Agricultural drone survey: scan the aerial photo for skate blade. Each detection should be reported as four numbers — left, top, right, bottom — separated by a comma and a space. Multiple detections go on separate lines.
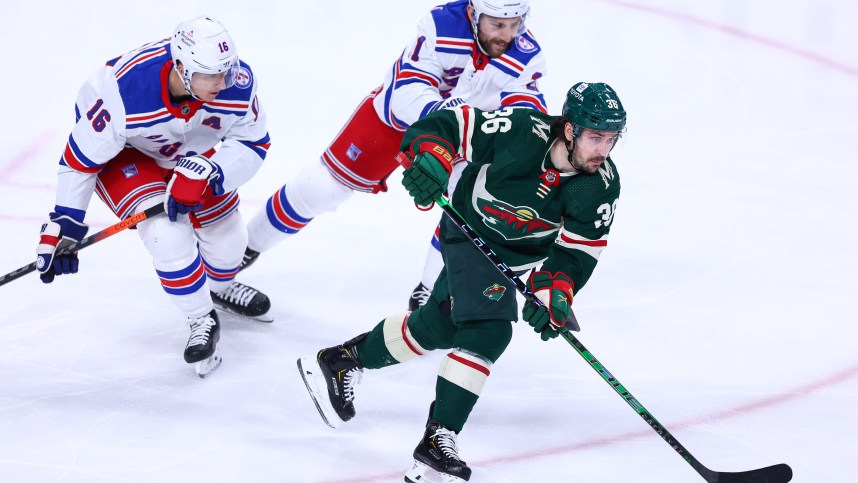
195, 350, 223, 378
404, 460, 466, 483
297, 357, 341, 429
213, 304, 274, 323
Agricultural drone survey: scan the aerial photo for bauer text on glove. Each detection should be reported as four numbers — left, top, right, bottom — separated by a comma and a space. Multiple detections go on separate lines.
400, 143, 454, 207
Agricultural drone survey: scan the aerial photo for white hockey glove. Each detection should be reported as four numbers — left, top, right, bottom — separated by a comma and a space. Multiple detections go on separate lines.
428, 96, 467, 113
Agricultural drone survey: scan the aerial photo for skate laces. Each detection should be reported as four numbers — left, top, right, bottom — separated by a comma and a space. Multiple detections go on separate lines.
342, 367, 363, 402
410, 283, 431, 306
241, 249, 259, 268
432, 426, 461, 460
187, 315, 216, 346
217, 281, 257, 307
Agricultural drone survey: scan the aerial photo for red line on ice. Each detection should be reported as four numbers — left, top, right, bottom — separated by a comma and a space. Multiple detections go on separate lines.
322, 362, 858, 483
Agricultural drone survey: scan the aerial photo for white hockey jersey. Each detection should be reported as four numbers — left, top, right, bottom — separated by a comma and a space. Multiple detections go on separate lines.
372, 0, 547, 132
56, 38, 270, 213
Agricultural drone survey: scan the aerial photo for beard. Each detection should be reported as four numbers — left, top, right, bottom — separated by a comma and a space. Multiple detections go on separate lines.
478, 37, 510, 58
571, 155, 606, 174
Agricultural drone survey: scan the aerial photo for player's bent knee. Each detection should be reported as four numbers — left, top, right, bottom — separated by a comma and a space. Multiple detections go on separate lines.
286, 160, 354, 215
455, 319, 513, 363
194, 211, 247, 269
136, 198, 197, 263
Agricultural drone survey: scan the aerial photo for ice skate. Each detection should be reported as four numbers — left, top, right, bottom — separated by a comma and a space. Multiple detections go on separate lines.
297, 333, 366, 428
238, 246, 260, 272
408, 282, 432, 312
404, 403, 471, 483
184, 309, 222, 378
211, 280, 273, 322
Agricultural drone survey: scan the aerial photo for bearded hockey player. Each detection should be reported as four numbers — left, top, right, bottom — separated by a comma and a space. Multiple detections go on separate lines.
298, 81, 627, 482
242, 0, 546, 311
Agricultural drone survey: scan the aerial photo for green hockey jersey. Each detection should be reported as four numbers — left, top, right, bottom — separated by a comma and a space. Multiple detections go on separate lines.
401, 106, 621, 294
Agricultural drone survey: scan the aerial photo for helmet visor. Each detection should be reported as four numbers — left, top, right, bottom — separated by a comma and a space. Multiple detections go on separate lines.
190, 58, 240, 90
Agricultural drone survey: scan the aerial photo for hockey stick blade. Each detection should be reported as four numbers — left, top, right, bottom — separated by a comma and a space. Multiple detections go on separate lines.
0, 203, 165, 287
706, 463, 792, 483
560, 327, 792, 483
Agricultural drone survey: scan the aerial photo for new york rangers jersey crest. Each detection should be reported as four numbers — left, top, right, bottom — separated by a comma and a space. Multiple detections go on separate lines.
234, 66, 252, 89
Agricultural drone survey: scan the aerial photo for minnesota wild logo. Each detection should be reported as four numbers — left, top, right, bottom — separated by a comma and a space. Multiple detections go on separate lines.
477, 198, 556, 240
483, 283, 507, 301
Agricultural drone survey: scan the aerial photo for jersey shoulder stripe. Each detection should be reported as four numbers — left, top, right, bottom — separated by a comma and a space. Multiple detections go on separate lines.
491, 54, 527, 77
488, 31, 543, 78
500, 91, 547, 113
126, 107, 172, 129
114, 39, 171, 80
436, 37, 473, 55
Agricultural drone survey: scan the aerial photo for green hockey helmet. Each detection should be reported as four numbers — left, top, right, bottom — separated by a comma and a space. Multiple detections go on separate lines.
562, 82, 626, 134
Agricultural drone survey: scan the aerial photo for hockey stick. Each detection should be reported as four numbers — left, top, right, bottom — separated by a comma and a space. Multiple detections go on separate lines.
0, 203, 165, 287
558, 329, 792, 483
395, 153, 792, 482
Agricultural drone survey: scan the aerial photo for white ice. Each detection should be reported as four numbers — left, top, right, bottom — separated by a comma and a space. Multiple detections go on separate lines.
1, 1, 857, 482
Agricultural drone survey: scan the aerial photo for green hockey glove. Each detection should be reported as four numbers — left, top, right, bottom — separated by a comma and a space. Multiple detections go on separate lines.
401, 143, 453, 207
522, 271, 574, 341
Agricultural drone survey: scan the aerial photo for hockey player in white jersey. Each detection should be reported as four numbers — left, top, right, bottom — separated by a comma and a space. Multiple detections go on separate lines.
35, 16, 273, 377
243, 0, 546, 310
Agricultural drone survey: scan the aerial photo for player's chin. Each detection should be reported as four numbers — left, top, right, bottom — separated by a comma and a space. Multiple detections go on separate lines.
489, 44, 508, 57
583, 162, 602, 174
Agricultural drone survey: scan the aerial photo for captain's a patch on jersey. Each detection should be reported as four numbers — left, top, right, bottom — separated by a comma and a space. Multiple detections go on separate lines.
482, 283, 506, 301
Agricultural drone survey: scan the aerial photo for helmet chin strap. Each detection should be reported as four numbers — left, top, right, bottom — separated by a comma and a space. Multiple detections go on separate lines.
469, 13, 490, 56
173, 62, 203, 101
566, 124, 581, 165
565, 139, 576, 166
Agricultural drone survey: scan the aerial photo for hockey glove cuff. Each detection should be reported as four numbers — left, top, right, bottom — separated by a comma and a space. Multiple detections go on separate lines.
36, 211, 89, 284
401, 143, 454, 208
522, 271, 574, 341
165, 155, 223, 222
428, 96, 467, 113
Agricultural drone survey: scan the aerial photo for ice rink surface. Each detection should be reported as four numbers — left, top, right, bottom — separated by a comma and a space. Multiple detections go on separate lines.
1, 0, 857, 481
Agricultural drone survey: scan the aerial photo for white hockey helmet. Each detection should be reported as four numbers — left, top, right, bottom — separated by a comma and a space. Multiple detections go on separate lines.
470, 0, 530, 36
171, 16, 240, 97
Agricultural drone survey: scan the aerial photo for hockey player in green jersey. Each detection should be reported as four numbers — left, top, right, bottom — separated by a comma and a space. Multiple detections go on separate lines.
297, 81, 626, 482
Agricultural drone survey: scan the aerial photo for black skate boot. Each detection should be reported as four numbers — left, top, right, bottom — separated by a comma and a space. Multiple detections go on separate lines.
408, 281, 432, 312
184, 309, 222, 378
297, 333, 367, 428
211, 280, 273, 322
405, 402, 472, 483
238, 247, 260, 272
